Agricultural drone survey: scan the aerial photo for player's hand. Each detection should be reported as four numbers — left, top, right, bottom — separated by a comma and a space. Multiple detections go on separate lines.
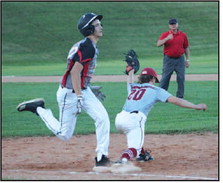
77, 95, 83, 115
90, 86, 106, 101
196, 104, 207, 111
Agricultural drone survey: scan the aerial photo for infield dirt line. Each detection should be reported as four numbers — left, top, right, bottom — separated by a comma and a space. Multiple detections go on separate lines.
2, 74, 218, 83
4, 169, 218, 180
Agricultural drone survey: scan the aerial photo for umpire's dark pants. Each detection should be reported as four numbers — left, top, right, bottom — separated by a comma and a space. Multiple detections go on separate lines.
159, 55, 185, 98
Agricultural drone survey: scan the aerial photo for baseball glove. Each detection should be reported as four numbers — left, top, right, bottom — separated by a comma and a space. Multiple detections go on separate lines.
90, 85, 106, 101
124, 49, 140, 74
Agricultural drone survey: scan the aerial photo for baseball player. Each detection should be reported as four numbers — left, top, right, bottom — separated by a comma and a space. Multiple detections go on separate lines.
17, 13, 111, 167
115, 62, 207, 163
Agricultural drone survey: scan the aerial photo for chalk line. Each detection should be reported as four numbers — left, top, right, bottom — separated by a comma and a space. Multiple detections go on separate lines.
4, 169, 218, 180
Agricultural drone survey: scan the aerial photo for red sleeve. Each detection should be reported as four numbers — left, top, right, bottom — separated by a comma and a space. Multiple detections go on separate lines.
183, 33, 189, 48
159, 31, 169, 40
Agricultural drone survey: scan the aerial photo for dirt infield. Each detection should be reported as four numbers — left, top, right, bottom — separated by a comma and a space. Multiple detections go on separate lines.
2, 133, 218, 180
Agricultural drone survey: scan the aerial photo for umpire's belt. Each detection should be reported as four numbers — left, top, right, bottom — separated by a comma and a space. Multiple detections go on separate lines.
165, 54, 182, 59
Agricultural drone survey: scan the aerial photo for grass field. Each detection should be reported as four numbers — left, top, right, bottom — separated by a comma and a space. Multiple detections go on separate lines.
2, 54, 218, 76
2, 2, 218, 76
2, 81, 218, 137
2, 2, 219, 138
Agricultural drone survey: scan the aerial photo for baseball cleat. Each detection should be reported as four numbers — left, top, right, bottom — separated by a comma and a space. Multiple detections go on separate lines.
17, 98, 45, 115
136, 151, 154, 162
95, 155, 111, 166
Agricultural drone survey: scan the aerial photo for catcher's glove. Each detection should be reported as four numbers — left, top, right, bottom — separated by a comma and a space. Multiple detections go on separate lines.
124, 49, 140, 75
90, 85, 106, 101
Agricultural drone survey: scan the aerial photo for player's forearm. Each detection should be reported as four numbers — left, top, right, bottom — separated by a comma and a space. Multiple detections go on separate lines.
168, 96, 197, 109
127, 70, 134, 84
71, 73, 82, 95
168, 96, 207, 111
70, 63, 83, 96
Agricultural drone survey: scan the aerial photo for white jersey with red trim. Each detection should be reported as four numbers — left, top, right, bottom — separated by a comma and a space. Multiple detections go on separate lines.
61, 37, 98, 89
123, 83, 172, 116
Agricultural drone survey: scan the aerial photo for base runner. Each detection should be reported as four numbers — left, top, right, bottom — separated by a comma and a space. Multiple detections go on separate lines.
17, 13, 110, 167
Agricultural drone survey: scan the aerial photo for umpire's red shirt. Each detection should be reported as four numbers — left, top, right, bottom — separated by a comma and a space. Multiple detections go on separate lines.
159, 30, 189, 58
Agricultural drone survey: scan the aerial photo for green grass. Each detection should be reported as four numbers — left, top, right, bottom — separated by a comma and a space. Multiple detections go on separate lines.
2, 2, 218, 75
2, 54, 218, 76
1, 2, 219, 138
2, 81, 218, 137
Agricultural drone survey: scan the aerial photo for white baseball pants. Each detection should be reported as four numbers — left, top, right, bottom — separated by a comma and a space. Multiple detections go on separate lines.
37, 86, 110, 158
115, 110, 147, 156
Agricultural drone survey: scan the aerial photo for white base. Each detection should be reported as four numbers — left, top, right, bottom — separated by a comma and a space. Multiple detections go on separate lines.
93, 162, 141, 174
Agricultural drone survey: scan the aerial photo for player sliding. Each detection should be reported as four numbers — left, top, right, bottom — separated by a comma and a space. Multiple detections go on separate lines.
115, 50, 207, 164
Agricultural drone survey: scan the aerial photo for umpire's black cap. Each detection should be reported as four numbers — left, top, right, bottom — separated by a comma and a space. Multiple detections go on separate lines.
169, 18, 178, 25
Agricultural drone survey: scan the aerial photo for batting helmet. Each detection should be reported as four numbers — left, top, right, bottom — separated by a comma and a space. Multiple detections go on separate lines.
77, 13, 103, 37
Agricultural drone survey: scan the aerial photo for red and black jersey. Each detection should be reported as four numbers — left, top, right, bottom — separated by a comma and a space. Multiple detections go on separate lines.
61, 38, 98, 89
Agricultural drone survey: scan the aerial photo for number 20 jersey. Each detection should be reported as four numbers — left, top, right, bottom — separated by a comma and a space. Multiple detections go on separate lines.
123, 83, 172, 116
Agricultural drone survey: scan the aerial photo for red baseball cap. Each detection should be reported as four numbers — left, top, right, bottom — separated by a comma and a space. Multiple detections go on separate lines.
141, 67, 160, 83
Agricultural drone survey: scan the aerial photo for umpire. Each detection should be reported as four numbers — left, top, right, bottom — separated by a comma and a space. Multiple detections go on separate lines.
157, 18, 190, 98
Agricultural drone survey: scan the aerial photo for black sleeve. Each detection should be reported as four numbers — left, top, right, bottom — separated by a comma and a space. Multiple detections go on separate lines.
71, 38, 95, 65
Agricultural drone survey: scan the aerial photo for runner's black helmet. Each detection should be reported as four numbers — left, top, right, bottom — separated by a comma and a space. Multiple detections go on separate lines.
77, 13, 103, 37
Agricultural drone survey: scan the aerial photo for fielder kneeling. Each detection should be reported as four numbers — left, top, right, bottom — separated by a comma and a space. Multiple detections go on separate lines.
115, 67, 207, 163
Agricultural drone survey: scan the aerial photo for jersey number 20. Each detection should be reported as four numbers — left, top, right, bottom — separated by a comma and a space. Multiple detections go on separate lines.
128, 89, 146, 100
